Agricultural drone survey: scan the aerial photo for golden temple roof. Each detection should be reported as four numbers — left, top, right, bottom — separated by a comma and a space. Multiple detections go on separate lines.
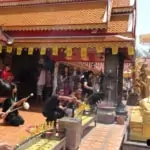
0, 2, 107, 31
108, 16, 129, 33
0, 0, 135, 40
140, 34, 150, 44
0, 0, 134, 8
112, 0, 135, 14
112, 0, 130, 8
0, 0, 74, 6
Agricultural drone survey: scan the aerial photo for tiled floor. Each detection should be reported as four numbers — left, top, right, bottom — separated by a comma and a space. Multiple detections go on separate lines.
0, 108, 126, 150
79, 123, 126, 150
0, 109, 45, 147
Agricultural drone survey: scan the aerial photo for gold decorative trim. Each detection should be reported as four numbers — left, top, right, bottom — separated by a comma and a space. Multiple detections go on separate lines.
0, 41, 135, 56
3, 24, 107, 31
12, 41, 134, 48
14, 33, 134, 43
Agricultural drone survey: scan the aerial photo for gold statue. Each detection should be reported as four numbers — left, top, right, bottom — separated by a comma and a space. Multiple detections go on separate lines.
130, 97, 150, 141
129, 60, 150, 141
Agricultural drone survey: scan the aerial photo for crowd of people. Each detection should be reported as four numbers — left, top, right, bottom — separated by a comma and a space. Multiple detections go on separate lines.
0, 62, 135, 150
37, 64, 104, 102
38, 64, 104, 125
0, 63, 104, 150
0, 63, 105, 125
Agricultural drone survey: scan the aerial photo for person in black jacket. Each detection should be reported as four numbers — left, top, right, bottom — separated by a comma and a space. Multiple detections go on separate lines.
2, 83, 24, 126
42, 87, 80, 124
0, 79, 12, 117
99, 70, 104, 92
82, 71, 94, 97
0, 79, 14, 150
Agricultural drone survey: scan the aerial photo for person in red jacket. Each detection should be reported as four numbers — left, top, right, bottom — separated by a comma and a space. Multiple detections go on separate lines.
1, 65, 14, 83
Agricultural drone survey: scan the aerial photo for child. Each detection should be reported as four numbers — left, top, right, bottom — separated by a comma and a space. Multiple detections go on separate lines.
2, 83, 24, 126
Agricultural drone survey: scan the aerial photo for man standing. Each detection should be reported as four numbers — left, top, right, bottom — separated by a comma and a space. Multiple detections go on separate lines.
82, 71, 94, 97
44, 69, 52, 101
37, 66, 46, 103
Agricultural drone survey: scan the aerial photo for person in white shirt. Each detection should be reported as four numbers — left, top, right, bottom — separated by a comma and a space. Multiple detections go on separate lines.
37, 66, 46, 103
44, 69, 53, 101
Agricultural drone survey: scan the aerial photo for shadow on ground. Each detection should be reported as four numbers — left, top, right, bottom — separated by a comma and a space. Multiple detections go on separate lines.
82, 126, 95, 138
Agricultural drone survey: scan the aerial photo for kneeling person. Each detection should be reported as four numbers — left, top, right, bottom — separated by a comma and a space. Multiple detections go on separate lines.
65, 88, 82, 117
2, 83, 25, 126
42, 88, 78, 124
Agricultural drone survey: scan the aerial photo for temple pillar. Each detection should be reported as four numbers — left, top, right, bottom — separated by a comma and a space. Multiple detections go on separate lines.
52, 62, 59, 95
117, 53, 124, 103
97, 48, 119, 124
104, 48, 119, 106
116, 53, 127, 115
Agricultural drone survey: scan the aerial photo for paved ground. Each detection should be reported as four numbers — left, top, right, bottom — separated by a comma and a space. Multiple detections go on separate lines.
79, 123, 126, 150
0, 107, 126, 150
0, 107, 45, 147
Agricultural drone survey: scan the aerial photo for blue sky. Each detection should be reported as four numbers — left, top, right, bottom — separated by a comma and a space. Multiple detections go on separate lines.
136, 0, 150, 35
136, 0, 150, 56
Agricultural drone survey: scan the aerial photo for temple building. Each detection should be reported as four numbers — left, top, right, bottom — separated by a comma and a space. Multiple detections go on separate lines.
140, 34, 150, 44
0, 0, 136, 100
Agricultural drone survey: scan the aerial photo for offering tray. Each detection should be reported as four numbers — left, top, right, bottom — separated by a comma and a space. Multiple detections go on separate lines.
83, 107, 97, 116
14, 129, 66, 150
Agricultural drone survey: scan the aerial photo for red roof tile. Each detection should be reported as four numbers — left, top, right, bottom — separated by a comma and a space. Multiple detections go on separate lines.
140, 34, 150, 43
0, 2, 107, 30
112, 0, 130, 8
108, 15, 129, 33
0, 0, 99, 6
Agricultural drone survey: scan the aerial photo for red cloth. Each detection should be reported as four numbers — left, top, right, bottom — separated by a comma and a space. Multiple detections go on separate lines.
1, 70, 13, 82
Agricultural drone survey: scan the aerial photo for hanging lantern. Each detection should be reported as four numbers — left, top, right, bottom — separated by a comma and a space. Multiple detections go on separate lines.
52, 47, 58, 56
112, 46, 118, 55
81, 48, 87, 60
128, 47, 134, 55
16, 47, 22, 55
0, 45, 2, 53
28, 47, 34, 55
6, 46, 12, 53
40, 47, 46, 55
66, 47, 72, 57
96, 47, 103, 53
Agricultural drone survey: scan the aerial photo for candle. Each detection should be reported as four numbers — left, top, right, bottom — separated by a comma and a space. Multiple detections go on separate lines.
45, 122, 48, 130
43, 123, 46, 131
49, 122, 51, 129
51, 121, 54, 129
